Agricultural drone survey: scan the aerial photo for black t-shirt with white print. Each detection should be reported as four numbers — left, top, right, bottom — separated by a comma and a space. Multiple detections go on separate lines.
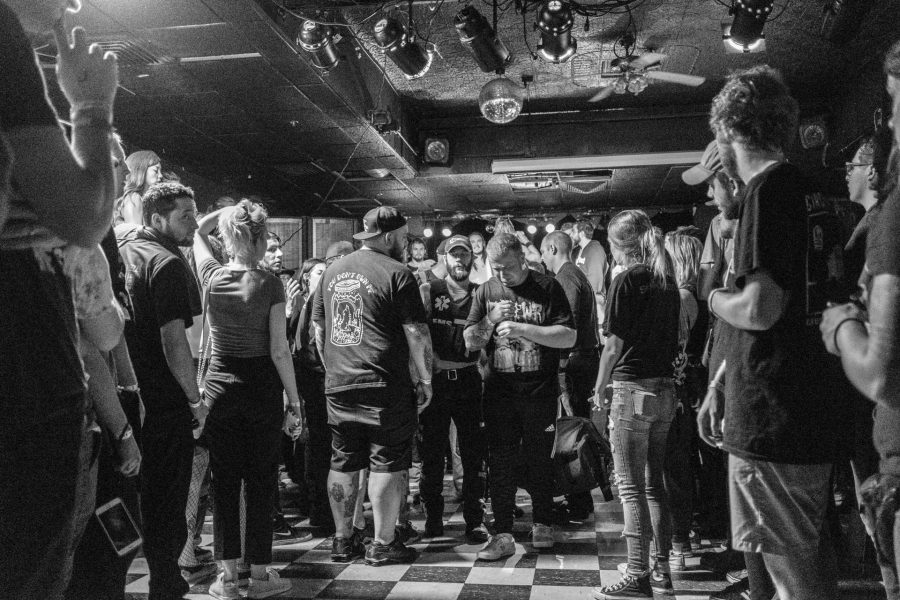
466, 270, 574, 398
721, 162, 850, 464
312, 248, 427, 395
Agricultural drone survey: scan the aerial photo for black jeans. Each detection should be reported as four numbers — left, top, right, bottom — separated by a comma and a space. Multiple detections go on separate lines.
204, 356, 283, 564
564, 350, 600, 515
65, 435, 142, 600
0, 394, 85, 600
140, 406, 194, 600
484, 386, 557, 533
298, 366, 333, 527
665, 399, 697, 544
419, 366, 487, 530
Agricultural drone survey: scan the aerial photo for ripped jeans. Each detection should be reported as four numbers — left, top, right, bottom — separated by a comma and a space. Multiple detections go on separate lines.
609, 378, 677, 575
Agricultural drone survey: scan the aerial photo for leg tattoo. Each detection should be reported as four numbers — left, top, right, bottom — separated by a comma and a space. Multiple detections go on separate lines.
329, 482, 346, 504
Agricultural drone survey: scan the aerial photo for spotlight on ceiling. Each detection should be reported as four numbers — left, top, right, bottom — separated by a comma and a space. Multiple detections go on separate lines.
545, 223, 556, 233
297, 20, 341, 72
423, 227, 434, 238
441, 227, 452, 238
722, 0, 773, 53
526, 224, 538, 235
455, 5, 512, 73
373, 17, 433, 79
535, 1, 576, 64
479, 77, 525, 124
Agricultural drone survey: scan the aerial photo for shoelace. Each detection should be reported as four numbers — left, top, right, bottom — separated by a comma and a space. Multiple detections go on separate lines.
603, 575, 638, 592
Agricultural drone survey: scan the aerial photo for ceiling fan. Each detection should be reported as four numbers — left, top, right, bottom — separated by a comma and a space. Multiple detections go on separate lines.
588, 52, 705, 103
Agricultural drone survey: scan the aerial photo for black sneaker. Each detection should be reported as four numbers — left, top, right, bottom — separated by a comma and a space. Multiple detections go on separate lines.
465, 524, 489, 544
424, 521, 444, 538
396, 521, 422, 545
331, 532, 365, 562
364, 538, 418, 566
272, 514, 292, 539
708, 578, 750, 600
592, 574, 653, 599
354, 523, 374, 544
700, 549, 745, 575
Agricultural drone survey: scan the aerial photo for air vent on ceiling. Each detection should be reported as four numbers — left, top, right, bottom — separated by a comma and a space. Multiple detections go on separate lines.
507, 170, 611, 194
95, 39, 174, 67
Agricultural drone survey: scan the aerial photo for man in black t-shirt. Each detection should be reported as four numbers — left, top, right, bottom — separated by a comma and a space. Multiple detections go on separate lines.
699, 66, 845, 600
465, 233, 575, 560
822, 41, 900, 599
118, 183, 205, 600
540, 231, 600, 521
312, 206, 433, 566
419, 235, 488, 543
0, 2, 120, 597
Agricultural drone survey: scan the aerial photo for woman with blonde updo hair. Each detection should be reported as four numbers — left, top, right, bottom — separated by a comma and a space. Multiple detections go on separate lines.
193, 199, 303, 599
590, 210, 681, 598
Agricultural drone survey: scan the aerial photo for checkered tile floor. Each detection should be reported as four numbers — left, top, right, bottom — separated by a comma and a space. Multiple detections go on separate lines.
124, 477, 886, 600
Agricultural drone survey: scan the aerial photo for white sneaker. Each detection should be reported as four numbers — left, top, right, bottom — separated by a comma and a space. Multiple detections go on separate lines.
531, 524, 554, 548
208, 573, 240, 600
476, 532, 516, 560
247, 568, 292, 599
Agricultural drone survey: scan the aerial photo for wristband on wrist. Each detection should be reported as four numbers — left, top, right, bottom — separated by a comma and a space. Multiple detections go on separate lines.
707, 288, 722, 320
419, 379, 431, 386
70, 104, 113, 127
117, 384, 140, 393
188, 397, 203, 409
833, 317, 865, 356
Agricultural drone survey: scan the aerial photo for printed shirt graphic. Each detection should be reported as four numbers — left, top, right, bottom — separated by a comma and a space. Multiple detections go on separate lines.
467, 270, 573, 397
312, 249, 427, 394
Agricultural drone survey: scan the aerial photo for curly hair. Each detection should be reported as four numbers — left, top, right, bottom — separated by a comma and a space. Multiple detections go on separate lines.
709, 65, 799, 152
141, 182, 194, 224
218, 198, 269, 263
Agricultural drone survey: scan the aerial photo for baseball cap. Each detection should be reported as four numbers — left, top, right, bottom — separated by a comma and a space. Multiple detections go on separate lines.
445, 235, 472, 253
682, 140, 723, 187
353, 206, 407, 240
435, 240, 447, 255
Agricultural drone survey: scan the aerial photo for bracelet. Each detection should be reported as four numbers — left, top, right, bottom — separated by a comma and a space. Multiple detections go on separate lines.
418, 379, 432, 386
188, 397, 203, 409
707, 288, 723, 320
116, 384, 140, 393
116, 424, 133, 442
833, 317, 865, 356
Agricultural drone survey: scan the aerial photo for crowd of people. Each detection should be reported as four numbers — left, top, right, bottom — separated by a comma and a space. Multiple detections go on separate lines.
3, 2, 900, 600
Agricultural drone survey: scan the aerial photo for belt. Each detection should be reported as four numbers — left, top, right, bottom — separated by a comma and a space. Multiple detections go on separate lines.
438, 364, 479, 381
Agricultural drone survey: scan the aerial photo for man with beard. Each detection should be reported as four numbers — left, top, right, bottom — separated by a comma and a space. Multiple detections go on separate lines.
539, 231, 599, 522
312, 206, 434, 566
407, 237, 435, 273
418, 235, 489, 543
118, 182, 206, 599
698, 66, 848, 600
465, 233, 575, 560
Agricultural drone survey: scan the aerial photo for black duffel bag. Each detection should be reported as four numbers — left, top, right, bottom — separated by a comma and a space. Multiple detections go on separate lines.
551, 397, 614, 501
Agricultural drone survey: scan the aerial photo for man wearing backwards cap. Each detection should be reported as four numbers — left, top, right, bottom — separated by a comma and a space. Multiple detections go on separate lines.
418, 235, 489, 544
683, 140, 740, 302
312, 206, 434, 566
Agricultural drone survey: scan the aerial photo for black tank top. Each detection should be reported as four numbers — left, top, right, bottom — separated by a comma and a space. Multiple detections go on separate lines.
428, 279, 479, 364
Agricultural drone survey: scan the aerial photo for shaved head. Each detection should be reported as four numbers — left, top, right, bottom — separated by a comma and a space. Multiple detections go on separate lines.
543, 231, 573, 255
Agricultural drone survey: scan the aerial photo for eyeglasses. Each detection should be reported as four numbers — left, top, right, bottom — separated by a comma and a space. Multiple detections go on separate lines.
845, 162, 872, 174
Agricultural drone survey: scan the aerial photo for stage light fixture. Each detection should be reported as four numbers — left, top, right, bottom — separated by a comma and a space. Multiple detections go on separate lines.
526, 224, 538, 235
479, 77, 525, 124
373, 17, 432, 79
545, 223, 556, 233
297, 20, 341, 72
423, 227, 434, 238
455, 5, 512, 73
535, 1, 576, 64
423, 137, 450, 165
441, 227, 452, 238
722, 0, 773, 53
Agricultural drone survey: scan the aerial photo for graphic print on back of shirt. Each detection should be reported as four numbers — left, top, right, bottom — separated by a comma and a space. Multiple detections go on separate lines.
331, 278, 363, 346
488, 299, 544, 373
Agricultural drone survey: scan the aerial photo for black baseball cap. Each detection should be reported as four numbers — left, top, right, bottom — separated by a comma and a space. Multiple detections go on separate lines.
445, 235, 472, 252
353, 206, 407, 240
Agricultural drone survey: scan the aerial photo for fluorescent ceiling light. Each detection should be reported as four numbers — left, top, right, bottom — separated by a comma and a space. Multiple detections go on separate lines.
491, 151, 706, 174
180, 52, 262, 62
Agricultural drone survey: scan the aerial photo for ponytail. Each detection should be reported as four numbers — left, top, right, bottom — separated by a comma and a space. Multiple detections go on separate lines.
608, 209, 672, 288
218, 198, 268, 262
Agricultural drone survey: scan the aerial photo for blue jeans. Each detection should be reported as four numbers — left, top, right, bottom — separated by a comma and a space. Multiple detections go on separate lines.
609, 378, 676, 575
